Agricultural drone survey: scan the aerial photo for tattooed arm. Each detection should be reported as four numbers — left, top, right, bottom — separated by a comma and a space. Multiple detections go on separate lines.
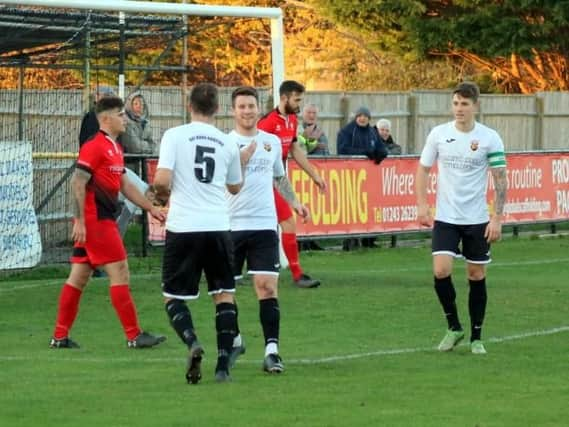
486, 166, 508, 243
274, 175, 310, 222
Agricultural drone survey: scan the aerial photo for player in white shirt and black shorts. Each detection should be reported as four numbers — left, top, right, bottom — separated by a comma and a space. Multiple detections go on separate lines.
226, 86, 310, 374
416, 81, 508, 355
153, 83, 243, 384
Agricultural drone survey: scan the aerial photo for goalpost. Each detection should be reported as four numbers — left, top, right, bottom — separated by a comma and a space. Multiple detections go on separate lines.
0, 0, 286, 271
1, 0, 285, 102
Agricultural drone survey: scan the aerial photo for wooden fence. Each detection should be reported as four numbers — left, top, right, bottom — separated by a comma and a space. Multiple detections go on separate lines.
2, 88, 569, 156
2, 87, 569, 262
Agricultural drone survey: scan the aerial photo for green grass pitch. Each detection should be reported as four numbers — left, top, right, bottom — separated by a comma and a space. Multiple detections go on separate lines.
1, 235, 568, 426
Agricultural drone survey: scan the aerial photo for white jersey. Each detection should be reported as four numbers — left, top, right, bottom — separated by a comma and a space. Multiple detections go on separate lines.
158, 121, 242, 232
420, 121, 506, 225
226, 130, 284, 231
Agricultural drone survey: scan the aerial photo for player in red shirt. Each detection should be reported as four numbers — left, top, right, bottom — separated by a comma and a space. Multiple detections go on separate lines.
257, 80, 327, 288
49, 96, 167, 349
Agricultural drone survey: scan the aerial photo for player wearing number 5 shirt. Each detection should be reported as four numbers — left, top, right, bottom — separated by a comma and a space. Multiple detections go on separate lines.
154, 83, 243, 384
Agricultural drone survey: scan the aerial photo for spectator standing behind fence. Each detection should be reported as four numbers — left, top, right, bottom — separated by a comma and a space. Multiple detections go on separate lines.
298, 103, 328, 251
337, 106, 388, 250
122, 92, 156, 155
298, 104, 330, 156
376, 118, 402, 155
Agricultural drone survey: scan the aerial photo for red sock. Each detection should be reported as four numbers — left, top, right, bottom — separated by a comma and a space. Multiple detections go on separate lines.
282, 232, 303, 281
110, 284, 141, 341
53, 284, 82, 340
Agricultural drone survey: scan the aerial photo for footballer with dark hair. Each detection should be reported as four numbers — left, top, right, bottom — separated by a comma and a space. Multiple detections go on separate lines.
154, 83, 243, 384
416, 81, 507, 355
50, 95, 167, 350
257, 80, 326, 289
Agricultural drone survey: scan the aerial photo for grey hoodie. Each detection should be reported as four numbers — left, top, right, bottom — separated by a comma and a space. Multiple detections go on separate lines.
122, 91, 156, 154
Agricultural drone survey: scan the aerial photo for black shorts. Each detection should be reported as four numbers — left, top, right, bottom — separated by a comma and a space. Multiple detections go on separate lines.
161, 230, 235, 299
432, 220, 491, 264
231, 229, 280, 279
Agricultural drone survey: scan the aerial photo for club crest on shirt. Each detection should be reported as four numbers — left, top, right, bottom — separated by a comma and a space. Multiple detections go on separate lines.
470, 140, 480, 151
275, 124, 282, 132
263, 143, 272, 152
107, 149, 114, 157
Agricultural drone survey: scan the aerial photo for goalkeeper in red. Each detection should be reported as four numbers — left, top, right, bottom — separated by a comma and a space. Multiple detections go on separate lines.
49, 96, 166, 349
257, 80, 326, 288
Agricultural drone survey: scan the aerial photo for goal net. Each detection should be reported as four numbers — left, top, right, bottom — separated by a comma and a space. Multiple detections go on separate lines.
0, 0, 283, 274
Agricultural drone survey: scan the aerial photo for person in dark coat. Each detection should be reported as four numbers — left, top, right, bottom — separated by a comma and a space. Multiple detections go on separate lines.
337, 107, 388, 250
337, 106, 388, 164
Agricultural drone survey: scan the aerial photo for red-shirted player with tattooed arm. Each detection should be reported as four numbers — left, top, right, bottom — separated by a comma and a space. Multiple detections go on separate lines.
49, 96, 167, 350
257, 80, 326, 289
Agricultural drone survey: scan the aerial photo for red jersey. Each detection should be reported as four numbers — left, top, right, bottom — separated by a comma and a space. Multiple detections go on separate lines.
257, 108, 298, 161
76, 130, 124, 221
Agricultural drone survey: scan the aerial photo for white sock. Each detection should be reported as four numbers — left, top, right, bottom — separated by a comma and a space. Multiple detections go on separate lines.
233, 334, 242, 348
265, 342, 278, 356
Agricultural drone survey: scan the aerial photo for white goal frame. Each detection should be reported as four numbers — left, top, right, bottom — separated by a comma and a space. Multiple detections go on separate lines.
2, 0, 285, 102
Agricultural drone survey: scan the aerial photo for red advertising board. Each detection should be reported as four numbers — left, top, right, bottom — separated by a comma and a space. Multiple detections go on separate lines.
145, 153, 569, 241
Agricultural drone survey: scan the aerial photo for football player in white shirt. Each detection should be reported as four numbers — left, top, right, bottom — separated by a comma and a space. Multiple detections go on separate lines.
416, 81, 507, 355
153, 83, 243, 384
226, 86, 309, 374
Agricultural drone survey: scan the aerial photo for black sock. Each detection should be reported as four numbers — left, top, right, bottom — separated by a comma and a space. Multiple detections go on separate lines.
165, 299, 197, 349
434, 276, 462, 331
259, 298, 280, 347
216, 302, 237, 371
234, 300, 240, 337
468, 278, 487, 341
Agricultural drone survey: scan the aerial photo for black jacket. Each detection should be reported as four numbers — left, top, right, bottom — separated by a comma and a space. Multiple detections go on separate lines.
79, 111, 99, 147
379, 134, 402, 155
337, 121, 388, 164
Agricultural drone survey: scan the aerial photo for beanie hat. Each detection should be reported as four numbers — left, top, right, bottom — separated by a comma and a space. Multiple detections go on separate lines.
355, 106, 371, 118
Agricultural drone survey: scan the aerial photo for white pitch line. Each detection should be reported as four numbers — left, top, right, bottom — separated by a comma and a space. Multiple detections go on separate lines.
0, 325, 567, 365
2, 257, 568, 294
287, 325, 569, 364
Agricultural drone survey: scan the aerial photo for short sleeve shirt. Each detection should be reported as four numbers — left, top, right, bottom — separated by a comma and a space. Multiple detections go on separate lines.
76, 130, 124, 220
257, 108, 298, 161
226, 130, 284, 231
420, 121, 506, 225
158, 121, 242, 232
